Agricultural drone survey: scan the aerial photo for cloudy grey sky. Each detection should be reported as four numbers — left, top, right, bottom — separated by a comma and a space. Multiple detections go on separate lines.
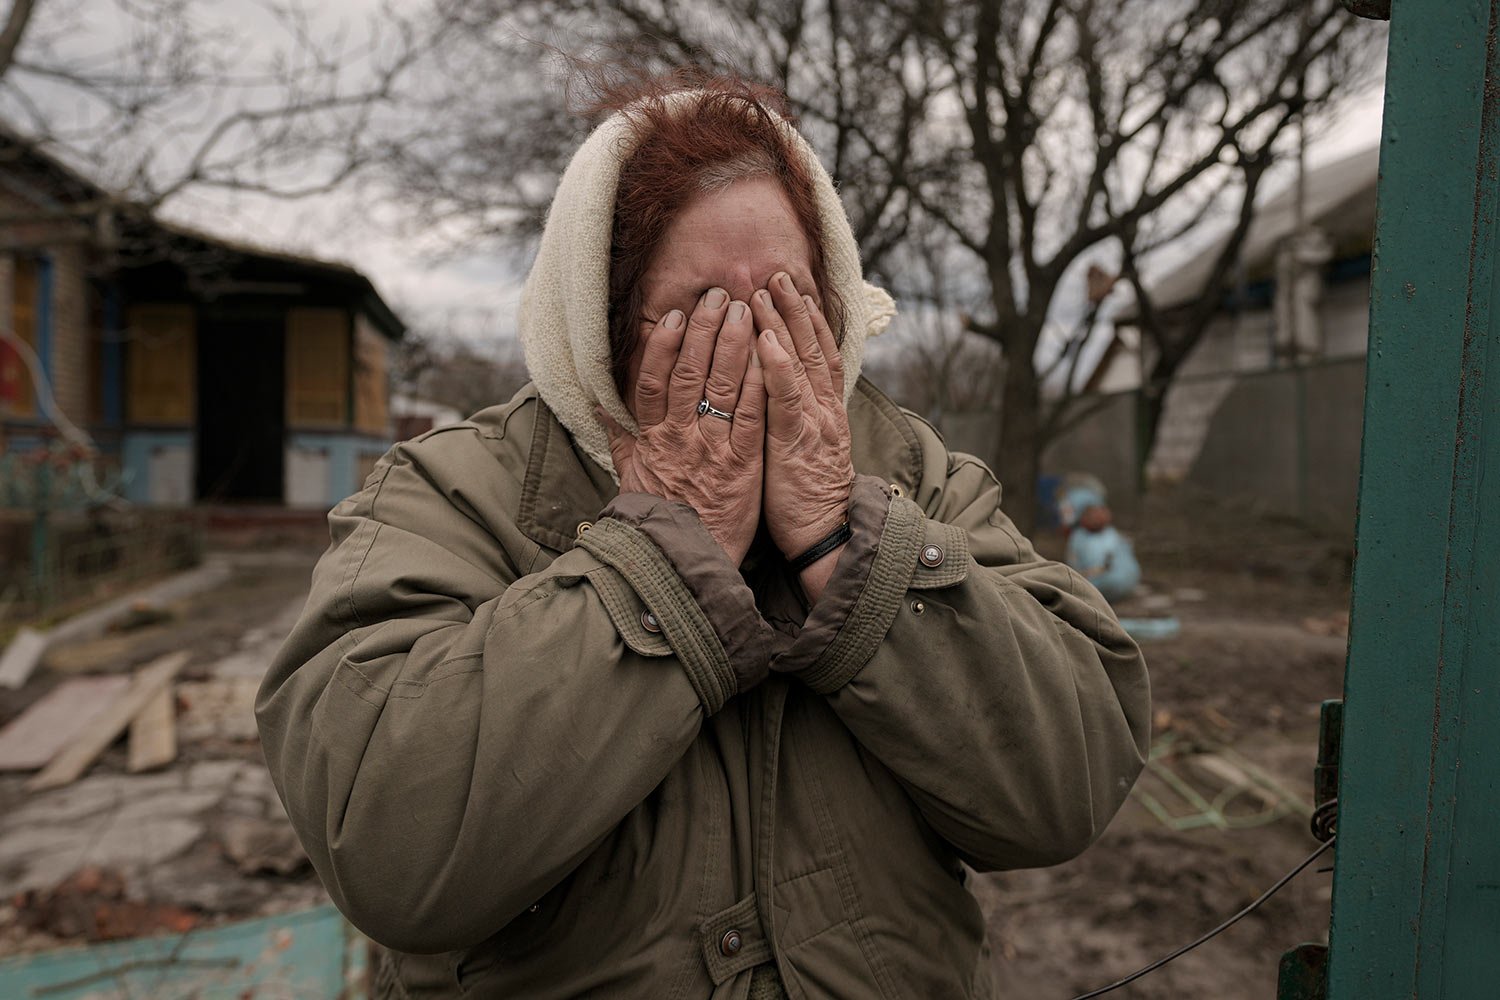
16, 0, 1387, 349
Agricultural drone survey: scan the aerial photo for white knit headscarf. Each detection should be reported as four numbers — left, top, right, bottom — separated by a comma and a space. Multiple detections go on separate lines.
517, 90, 896, 478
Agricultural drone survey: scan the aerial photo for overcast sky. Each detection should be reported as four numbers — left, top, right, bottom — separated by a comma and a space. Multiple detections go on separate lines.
17, 0, 1388, 350
231, 89, 1388, 354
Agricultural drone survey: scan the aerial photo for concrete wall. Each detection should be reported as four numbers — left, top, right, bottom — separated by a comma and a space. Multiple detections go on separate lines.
927, 402, 1144, 517
1042, 392, 1141, 517
1185, 357, 1366, 534
880, 361, 1365, 536
1021, 357, 1367, 536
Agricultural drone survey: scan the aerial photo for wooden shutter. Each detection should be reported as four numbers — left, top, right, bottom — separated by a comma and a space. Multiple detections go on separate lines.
352, 315, 389, 435
286, 308, 349, 428
125, 304, 196, 425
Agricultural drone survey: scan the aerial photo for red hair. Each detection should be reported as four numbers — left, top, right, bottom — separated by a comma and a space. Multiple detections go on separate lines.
579, 69, 844, 394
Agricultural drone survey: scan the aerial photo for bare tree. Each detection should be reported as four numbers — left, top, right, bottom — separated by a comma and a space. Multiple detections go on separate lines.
867, 213, 1004, 422
0, 0, 446, 246
1116, 150, 1276, 476
383, 0, 1378, 530
394, 307, 531, 418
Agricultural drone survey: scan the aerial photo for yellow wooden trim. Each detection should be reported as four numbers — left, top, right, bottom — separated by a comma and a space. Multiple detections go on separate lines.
352, 314, 389, 435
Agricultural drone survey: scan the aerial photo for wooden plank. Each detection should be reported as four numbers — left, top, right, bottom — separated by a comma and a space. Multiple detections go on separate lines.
0, 676, 132, 770
0, 560, 228, 693
127, 683, 177, 773
0, 627, 49, 690
27, 652, 188, 792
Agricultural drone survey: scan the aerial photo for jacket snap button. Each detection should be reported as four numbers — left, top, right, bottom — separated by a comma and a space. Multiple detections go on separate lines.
575, 521, 592, 538
911, 600, 926, 615
720, 929, 743, 956
919, 543, 945, 568
641, 610, 661, 633
889, 483, 905, 498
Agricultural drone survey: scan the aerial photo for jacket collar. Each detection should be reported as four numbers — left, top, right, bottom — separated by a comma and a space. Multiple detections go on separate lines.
518, 394, 619, 552
515, 378, 924, 553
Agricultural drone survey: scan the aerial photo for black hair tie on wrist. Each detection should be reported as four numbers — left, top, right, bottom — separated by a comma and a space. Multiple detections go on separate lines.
788, 522, 853, 573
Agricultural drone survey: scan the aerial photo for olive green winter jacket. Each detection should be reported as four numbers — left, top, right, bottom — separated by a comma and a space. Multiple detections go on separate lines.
256, 378, 1150, 999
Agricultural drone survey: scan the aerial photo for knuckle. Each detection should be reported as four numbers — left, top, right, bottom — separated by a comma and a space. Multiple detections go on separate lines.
705, 373, 739, 399
687, 309, 721, 336
671, 353, 706, 379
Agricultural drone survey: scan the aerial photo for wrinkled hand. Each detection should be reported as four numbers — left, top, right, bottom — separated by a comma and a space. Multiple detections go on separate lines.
600, 289, 766, 566
751, 272, 854, 570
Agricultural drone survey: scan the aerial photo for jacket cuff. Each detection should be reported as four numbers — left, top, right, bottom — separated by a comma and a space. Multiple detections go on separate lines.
578, 493, 774, 713
777, 475, 969, 694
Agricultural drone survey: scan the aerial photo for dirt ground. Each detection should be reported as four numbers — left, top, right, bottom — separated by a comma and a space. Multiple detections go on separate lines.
983, 486, 1351, 998
0, 487, 1353, 999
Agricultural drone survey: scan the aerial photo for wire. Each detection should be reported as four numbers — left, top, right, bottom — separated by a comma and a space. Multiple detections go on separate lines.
1068, 836, 1335, 999
1311, 796, 1338, 843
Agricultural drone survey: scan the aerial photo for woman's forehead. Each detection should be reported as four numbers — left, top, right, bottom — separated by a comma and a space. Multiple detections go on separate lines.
645, 178, 815, 298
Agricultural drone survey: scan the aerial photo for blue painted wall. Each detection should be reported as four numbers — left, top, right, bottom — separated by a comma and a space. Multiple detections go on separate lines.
285, 431, 390, 507
118, 431, 389, 507
121, 430, 194, 505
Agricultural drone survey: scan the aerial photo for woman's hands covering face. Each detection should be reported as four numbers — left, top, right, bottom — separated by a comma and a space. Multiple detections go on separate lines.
750, 272, 854, 563
600, 288, 767, 566
598, 271, 853, 584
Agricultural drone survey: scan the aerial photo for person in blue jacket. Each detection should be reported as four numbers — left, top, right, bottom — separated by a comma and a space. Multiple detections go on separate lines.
1061, 489, 1141, 603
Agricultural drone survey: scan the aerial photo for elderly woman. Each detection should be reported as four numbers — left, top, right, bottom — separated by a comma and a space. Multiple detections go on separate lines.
258, 77, 1149, 999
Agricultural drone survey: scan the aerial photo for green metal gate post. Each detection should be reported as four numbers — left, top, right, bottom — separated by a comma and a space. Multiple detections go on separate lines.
1328, 0, 1500, 997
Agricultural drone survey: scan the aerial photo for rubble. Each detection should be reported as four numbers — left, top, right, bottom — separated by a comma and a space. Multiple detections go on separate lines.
218, 816, 309, 877
0, 557, 326, 965
10, 866, 200, 942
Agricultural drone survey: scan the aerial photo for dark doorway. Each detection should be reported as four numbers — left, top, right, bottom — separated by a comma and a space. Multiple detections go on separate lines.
197, 317, 284, 501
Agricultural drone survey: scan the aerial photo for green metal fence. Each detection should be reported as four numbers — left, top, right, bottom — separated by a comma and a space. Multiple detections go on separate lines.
0, 443, 201, 625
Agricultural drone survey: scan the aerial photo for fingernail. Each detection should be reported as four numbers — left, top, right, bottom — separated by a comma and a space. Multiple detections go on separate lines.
663, 309, 684, 329
803, 295, 816, 311
705, 288, 727, 309
755, 289, 772, 307
777, 273, 794, 293
751, 350, 762, 368
728, 301, 747, 321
